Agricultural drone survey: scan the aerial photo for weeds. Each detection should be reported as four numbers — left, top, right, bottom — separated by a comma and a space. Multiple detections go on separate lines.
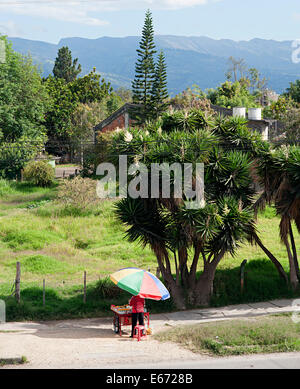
0, 356, 28, 366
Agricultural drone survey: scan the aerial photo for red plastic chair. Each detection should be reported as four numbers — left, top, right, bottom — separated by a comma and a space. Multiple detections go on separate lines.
133, 325, 147, 341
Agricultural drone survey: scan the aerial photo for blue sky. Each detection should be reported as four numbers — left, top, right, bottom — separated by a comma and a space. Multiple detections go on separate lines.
0, 0, 300, 43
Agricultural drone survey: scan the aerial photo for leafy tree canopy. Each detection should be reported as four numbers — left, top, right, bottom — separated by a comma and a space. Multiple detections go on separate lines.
44, 69, 113, 143
0, 35, 49, 143
207, 80, 260, 109
69, 68, 112, 104
285, 79, 300, 104
0, 35, 48, 178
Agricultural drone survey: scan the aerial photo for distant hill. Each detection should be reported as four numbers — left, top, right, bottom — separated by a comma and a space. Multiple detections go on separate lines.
7, 35, 300, 96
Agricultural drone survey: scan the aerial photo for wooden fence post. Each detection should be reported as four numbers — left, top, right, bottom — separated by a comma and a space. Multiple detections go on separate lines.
156, 267, 161, 279
83, 271, 87, 304
43, 279, 45, 306
15, 262, 21, 304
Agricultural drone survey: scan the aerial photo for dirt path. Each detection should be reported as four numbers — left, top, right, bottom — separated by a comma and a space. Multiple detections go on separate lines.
0, 316, 208, 369
1, 299, 299, 369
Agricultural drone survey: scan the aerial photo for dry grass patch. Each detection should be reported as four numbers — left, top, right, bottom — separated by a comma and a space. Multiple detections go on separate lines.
155, 314, 300, 356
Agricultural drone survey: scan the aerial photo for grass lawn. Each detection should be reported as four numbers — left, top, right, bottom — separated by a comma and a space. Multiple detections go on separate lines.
154, 313, 300, 356
0, 179, 299, 321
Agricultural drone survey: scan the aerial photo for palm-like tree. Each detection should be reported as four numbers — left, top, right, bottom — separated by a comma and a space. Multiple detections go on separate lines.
255, 146, 300, 289
110, 113, 258, 308
213, 116, 289, 284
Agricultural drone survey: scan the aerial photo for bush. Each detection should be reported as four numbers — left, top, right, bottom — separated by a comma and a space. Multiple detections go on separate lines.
56, 176, 100, 212
93, 277, 121, 299
0, 139, 44, 180
23, 161, 55, 187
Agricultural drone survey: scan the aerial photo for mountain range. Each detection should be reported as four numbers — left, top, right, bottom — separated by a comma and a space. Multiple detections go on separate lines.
7, 35, 300, 96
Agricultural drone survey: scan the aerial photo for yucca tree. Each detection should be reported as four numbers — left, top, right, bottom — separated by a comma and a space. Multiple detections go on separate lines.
213, 116, 289, 284
110, 111, 257, 308
255, 145, 300, 289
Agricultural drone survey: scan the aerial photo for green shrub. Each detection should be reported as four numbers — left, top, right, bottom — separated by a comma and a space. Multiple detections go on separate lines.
23, 161, 55, 187
74, 238, 91, 250
0, 136, 46, 180
93, 277, 121, 299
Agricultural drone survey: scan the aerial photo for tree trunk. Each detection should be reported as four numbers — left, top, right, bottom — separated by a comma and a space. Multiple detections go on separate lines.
289, 221, 299, 278
284, 236, 299, 290
167, 282, 186, 310
188, 243, 202, 289
191, 256, 221, 307
253, 232, 288, 284
160, 264, 186, 309
154, 248, 187, 310
178, 247, 189, 287
193, 266, 216, 307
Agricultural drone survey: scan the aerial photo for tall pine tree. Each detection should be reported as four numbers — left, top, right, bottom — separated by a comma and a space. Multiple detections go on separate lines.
151, 50, 168, 119
53, 46, 82, 83
131, 10, 156, 124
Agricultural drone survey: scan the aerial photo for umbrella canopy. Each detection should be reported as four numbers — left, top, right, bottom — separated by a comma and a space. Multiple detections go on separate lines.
110, 267, 170, 301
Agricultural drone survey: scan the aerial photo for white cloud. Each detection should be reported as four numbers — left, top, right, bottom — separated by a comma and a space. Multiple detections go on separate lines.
0, 1, 110, 26
158, 0, 208, 9
0, 0, 217, 26
99, 0, 210, 10
0, 20, 24, 36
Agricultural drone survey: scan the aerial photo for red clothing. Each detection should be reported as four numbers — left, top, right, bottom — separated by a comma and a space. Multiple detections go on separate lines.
129, 295, 145, 313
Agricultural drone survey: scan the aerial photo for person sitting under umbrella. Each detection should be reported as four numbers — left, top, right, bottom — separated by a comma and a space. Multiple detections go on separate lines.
110, 268, 170, 338
129, 294, 145, 338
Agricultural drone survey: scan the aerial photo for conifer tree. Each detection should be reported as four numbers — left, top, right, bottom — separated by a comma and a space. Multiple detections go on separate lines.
53, 46, 82, 83
151, 50, 169, 118
131, 10, 156, 123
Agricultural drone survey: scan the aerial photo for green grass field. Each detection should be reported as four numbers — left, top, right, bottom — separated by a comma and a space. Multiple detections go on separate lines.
0, 179, 299, 321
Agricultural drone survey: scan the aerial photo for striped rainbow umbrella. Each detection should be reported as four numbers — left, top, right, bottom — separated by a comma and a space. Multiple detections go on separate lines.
110, 267, 170, 301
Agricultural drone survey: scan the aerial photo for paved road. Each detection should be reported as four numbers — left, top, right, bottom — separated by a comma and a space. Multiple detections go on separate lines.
118, 352, 300, 369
